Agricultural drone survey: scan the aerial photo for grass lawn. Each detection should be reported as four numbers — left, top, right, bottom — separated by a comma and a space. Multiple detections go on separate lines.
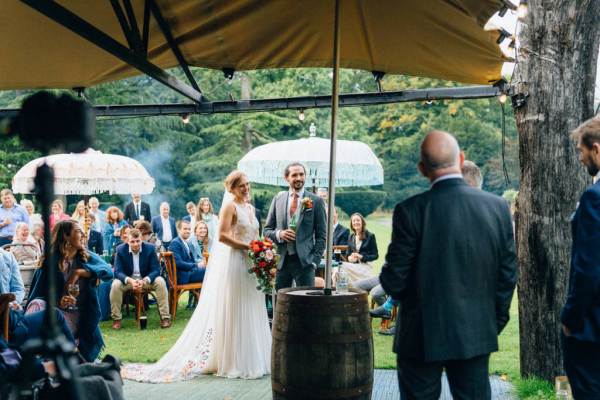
101, 213, 553, 399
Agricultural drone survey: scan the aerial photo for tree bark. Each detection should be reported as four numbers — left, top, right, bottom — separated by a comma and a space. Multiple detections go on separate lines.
515, 0, 600, 381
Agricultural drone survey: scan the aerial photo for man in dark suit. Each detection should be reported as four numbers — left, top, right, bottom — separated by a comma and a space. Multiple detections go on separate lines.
124, 194, 151, 226
109, 228, 170, 329
151, 202, 177, 249
332, 208, 350, 246
169, 220, 206, 284
380, 130, 517, 400
560, 116, 600, 399
85, 213, 104, 255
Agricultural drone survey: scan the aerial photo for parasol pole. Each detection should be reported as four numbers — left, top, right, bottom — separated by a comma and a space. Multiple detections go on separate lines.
324, 0, 341, 295
83, 195, 90, 243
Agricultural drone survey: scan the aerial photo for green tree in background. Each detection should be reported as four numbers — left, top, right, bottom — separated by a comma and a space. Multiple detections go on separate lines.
0, 68, 518, 216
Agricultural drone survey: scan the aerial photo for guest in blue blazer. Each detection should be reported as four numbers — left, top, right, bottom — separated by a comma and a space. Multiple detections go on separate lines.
86, 213, 104, 255
151, 202, 177, 249
169, 220, 206, 285
109, 228, 170, 329
561, 117, 600, 399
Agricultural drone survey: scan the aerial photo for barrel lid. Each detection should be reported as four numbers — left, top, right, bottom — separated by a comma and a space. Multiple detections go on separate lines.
277, 286, 368, 304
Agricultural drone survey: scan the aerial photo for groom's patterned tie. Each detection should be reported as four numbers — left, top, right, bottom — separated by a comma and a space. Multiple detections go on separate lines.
289, 193, 299, 218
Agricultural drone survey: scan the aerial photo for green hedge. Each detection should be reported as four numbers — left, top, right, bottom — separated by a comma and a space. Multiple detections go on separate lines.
336, 190, 386, 218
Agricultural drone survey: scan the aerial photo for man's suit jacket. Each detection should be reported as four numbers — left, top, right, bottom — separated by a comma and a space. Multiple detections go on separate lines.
151, 216, 177, 243
380, 178, 517, 362
169, 236, 198, 283
114, 242, 160, 284
263, 190, 327, 269
124, 201, 151, 225
346, 230, 378, 262
333, 224, 350, 246
561, 181, 600, 343
87, 230, 104, 255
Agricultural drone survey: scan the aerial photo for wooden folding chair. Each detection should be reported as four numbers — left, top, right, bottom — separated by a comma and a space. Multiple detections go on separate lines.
0, 293, 16, 341
160, 251, 202, 320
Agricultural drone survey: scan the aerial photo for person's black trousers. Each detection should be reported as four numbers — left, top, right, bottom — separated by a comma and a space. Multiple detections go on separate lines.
562, 334, 600, 399
397, 354, 491, 400
274, 253, 314, 291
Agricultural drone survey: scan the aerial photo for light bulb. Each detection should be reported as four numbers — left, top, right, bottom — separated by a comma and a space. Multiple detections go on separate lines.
181, 113, 190, 124
498, 94, 508, 104
517, 3, 528, 19
426, 100, 433, 105
298, 110, 305, 121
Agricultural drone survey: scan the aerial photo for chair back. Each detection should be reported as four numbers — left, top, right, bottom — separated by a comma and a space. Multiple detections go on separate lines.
160, 251, 178, 287
0, 293, 16, 341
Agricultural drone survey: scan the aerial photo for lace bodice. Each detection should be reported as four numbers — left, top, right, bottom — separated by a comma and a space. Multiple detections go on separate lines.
232, 202, 259, 244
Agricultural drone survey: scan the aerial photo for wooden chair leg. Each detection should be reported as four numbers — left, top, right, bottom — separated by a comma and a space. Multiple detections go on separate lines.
3, 309, 9, 341
135, 292, 144, 327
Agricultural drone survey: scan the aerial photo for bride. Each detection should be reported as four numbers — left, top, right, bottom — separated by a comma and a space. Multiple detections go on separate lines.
123, 171, 271, 382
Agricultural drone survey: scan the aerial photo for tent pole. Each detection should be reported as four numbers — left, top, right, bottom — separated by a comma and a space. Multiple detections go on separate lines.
324, 0, 341, 295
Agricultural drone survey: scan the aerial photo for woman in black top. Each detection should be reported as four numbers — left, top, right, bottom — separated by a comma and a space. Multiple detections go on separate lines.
341, 213, 378, 283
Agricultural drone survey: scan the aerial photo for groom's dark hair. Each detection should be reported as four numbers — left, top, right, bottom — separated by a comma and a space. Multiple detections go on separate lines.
284, 162, 306, 177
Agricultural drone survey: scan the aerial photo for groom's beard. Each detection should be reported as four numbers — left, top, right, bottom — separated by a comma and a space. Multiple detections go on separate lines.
291, 180, 304, 190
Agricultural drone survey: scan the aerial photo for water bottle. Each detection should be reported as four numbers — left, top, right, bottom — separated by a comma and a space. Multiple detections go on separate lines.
336, 266, 349, 294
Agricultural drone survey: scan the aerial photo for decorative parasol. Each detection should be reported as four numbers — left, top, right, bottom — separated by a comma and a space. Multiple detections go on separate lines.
238, 123, 383, 189
12, 148, 154, 195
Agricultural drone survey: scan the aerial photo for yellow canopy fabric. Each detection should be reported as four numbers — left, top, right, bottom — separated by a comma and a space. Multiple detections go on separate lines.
0, 0, 507, 90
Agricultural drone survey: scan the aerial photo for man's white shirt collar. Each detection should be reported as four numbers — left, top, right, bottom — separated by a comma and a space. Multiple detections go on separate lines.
431, 173, 463, 187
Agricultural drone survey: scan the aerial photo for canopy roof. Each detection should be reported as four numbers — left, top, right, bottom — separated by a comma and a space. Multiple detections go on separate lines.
0, 0, 507, 91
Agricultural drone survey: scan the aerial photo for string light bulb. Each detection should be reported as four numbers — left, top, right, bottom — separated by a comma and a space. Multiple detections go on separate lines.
298, 109, 305, 121
425, 99, 433, 105
181, 113, 190, 124
517, 1, 528, 19
498, 94, 508, 104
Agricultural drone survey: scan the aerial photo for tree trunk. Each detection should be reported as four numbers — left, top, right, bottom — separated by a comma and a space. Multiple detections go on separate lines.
241, 74, 253, 152
515, 0, 600, 381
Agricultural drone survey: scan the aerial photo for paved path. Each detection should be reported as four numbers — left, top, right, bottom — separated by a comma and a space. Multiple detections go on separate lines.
124, 370, 514, 400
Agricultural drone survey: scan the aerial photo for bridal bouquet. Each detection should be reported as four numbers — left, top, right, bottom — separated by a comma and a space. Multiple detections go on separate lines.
248, 239, 278, 294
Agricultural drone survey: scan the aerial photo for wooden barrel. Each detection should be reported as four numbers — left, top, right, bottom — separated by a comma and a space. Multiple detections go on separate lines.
272, 287, 373, 400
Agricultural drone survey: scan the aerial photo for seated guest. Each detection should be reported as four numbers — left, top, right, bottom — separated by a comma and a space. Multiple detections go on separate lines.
152, 202, 176, 249
196, 198, 219, 244
89, 196, 106, 233
103, 206, 128, 257
85, 214, 104, 255
169, 220, 206, 285
71, 200, 87, 226
109, 229, 170, 330
124, 194, 151, 226
0, 247, 25, 306
341, 213, 378, 283
20, 199, 42, 229
182, 201, 197, 231
0, 189, 30, 247
332, 208, 350, 247
187, 221, 211, 308
49, 199, 70, 231
10, 222, 40, 266
30, 222, 45, 256
26, 220, 113, 362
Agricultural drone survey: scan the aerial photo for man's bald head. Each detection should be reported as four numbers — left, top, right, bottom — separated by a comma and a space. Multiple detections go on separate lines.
418, 131, 464, 181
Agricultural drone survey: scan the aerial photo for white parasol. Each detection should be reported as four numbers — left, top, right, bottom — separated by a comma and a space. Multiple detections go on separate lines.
12, 148, 155, 195
237, 123, 383, 188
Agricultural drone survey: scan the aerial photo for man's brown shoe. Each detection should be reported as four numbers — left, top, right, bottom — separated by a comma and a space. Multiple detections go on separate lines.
160, 318, 171, 329
112, 320, 122, 330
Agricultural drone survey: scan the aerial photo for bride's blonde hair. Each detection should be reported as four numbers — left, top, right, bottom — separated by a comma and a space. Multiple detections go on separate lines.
224, 170, 246, 192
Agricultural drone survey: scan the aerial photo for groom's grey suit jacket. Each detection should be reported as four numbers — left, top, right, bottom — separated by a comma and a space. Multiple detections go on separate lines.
263, 190, 327, 270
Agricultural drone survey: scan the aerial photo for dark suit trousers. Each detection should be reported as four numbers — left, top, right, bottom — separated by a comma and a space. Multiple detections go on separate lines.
562, 334, 600, 399
275, 253, 314, 291
397, 354, 491, 400
179, 267, 206, 284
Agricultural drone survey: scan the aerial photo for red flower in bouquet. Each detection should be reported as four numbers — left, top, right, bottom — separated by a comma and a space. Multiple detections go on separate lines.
248, 238, 279, 294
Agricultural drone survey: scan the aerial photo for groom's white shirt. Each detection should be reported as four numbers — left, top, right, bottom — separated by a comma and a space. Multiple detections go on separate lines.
276, 188, 304, 243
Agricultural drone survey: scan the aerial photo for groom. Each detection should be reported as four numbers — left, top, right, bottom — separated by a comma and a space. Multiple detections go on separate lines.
264, 162, 327, 291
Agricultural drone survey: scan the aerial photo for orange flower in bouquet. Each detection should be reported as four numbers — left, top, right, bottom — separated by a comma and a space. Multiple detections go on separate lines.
248, 238, 279, 294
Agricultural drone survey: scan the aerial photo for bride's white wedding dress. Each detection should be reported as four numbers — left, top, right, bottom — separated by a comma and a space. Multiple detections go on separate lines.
122, 201, 271, 382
